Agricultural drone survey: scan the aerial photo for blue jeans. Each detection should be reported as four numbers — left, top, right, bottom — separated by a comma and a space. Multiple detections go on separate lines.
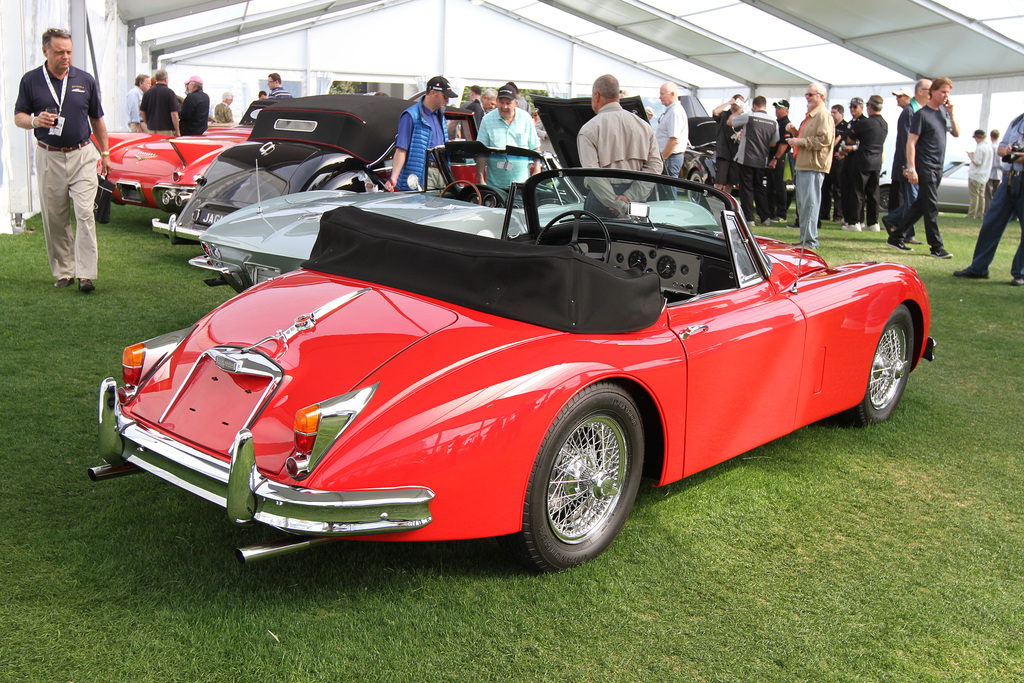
883, 178, 918, 239
963, 174, 1024, 278
663, 153, 684, 179
795, 170, 824, 248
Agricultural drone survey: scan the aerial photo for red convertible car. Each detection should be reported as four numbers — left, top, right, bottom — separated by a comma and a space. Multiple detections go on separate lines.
91, 168, 934, 572
104, 100, 273, 212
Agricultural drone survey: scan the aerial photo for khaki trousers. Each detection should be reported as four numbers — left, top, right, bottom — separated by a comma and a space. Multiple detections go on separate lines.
968, 178, 986, 219
35, 144, 100, 280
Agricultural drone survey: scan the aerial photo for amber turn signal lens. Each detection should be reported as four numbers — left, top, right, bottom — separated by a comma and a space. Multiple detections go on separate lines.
122, 343, 146, 386
293, 405, 321, 455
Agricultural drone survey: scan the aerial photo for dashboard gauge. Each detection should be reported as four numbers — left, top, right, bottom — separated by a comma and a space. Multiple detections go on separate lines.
680, 264, 689, 276
657, 255, 676, 279
628, 250, 647, 270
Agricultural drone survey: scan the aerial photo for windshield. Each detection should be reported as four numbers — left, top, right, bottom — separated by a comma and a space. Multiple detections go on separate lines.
506, 168, 769, 300
427, 143, 546, 192
517, 172, 725, 234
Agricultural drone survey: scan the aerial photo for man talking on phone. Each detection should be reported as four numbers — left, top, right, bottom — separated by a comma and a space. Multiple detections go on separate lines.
887, 78, 960, 258
15, 28, 111, 293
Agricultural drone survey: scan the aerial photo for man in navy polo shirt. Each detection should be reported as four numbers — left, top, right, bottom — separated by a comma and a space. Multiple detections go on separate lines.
15, 28, 111, 293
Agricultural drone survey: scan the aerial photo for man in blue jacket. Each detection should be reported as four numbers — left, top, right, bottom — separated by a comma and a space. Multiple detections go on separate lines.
386, 76, 456, 191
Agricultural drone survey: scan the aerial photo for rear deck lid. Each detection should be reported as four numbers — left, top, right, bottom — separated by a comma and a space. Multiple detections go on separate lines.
128, 271, 458, 457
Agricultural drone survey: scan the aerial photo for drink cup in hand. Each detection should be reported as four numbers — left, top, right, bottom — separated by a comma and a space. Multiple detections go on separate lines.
43, 107, 58, 128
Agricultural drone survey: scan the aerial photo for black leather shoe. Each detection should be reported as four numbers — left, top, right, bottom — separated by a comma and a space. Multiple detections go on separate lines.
54, 278, 73, 288
953, 269, 988, 279
78, 278, 95, 293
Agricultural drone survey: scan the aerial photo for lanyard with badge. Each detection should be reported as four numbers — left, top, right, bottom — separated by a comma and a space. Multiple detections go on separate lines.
42, 65, 68, 137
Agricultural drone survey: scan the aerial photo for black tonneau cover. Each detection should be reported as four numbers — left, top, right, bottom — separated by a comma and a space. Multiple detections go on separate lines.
250, 95, 410, 160
303, 206, 664, 334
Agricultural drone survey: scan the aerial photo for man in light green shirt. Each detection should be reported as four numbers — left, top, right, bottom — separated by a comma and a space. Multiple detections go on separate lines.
476, 82, 539, 188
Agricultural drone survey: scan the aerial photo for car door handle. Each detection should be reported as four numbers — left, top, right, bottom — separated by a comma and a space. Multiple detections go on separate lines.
682, 324, 708, 339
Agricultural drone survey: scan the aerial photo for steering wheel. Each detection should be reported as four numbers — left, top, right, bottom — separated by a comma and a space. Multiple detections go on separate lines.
536, 210, 612, 263
440, 180, 482, 205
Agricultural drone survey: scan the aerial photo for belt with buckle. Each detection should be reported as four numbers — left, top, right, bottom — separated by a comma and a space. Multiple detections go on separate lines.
37, 140, 91, 153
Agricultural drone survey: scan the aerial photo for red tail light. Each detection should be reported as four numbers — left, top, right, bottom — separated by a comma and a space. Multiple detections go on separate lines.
122, 343, 146, 386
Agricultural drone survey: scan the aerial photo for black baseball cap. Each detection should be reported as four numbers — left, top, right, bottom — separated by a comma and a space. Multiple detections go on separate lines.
427, 76, 457, 98
497, 82, 519, 101
773, 99, 789, 109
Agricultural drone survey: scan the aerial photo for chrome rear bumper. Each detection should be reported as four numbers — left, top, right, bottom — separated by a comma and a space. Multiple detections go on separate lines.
188, 255, 247, 291
152, 212, 204, 242
94, 378, 434, 538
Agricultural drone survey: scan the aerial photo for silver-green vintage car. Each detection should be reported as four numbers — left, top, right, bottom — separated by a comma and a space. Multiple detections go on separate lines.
190, 141, 554, 291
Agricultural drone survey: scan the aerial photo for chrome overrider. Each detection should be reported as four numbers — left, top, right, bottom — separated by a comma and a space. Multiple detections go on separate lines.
90, 306, 435, 562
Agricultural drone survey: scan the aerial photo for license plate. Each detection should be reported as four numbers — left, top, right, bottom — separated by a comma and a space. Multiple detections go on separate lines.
194, 209, 223, 227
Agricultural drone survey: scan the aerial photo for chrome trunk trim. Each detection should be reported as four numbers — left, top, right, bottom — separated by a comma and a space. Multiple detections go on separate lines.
157, 346, 282, 424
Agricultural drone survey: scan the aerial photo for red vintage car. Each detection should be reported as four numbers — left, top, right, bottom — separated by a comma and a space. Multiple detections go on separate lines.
103, 100, 273, 212
91, 168, 934, 572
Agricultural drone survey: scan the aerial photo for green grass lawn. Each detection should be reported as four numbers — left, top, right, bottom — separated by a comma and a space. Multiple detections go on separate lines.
1, 204, 1021, 681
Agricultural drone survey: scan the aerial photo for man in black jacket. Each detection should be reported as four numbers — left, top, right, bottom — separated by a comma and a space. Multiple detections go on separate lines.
820, 104, 848, 225
180, 75, 209, 137
844, 95, 888, 232
730, 96, 779, 225
767, 100, 792, 221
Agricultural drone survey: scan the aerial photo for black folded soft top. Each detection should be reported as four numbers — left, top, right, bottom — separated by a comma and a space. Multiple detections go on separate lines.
303, 205, 664, 334
250, 95, 411, 161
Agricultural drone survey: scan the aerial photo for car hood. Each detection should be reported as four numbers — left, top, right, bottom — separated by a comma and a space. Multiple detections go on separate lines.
532, 96, 648, 168
533, 95, 716, 167
128, 270, 460, 473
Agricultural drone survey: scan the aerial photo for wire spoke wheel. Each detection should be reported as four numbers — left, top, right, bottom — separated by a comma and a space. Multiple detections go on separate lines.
502, 383, 644, 572
869, 323, 908, 410
546, 415, 626, 543
851, 304, 914, 425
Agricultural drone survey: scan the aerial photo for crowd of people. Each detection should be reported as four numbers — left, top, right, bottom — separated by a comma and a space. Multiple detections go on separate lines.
707, 76, 1024, 283
13, 26, 1024, 294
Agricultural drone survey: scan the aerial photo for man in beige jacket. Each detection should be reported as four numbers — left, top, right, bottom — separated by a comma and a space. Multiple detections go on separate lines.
786, 82, 835, 249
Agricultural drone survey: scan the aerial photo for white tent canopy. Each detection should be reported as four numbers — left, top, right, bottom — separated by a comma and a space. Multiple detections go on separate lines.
2, 0, 1023, 233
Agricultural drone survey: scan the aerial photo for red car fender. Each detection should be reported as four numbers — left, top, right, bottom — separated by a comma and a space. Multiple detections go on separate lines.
297, 312, 687, 542
786, 261, 931, 425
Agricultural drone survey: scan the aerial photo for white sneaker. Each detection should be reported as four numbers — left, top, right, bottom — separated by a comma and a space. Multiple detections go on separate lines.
866, 223, 881, 232
842, 223, 863, 232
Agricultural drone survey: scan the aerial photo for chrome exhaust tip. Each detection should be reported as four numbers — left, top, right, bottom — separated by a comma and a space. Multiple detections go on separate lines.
88, 462, 142, 481
235, 536, 338, 565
